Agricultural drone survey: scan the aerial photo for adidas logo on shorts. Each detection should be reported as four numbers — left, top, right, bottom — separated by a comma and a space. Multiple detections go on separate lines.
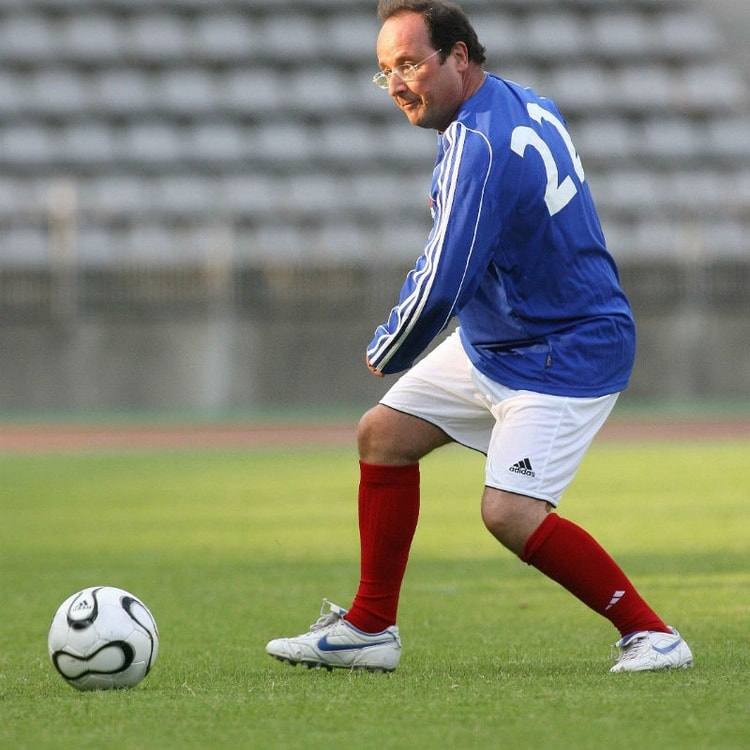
509, 457, 535, 477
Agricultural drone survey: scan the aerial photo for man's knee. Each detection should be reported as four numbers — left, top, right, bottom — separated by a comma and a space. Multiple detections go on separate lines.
357, 408, 386, 462
358, 406, 410, 465
357, 405, 449, 465
481, 489, 551, 556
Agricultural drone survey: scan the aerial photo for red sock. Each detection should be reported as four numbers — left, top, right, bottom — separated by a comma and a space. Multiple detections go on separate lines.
344, 461, 420, 633
521, 514, 670, 636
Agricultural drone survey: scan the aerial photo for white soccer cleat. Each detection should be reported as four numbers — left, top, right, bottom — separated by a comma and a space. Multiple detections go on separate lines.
610, 627, 693, 673
265, 599, 401, 672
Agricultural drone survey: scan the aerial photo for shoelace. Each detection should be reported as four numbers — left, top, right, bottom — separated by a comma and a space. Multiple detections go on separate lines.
308, 599, 346, 632
616, 634, 650, 662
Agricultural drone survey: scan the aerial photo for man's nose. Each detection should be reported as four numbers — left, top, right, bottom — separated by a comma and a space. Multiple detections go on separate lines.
388, 72, 408, 96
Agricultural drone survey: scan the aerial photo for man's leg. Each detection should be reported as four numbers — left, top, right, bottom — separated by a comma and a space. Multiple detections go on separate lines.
481, 489, 670, 636
344, 404, 452, 633
266, 332, 492, 670
482, 489, 692, 671
474, 385, 691, 671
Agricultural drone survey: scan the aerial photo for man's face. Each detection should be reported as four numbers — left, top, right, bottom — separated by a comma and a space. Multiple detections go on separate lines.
376, 12, 466, 131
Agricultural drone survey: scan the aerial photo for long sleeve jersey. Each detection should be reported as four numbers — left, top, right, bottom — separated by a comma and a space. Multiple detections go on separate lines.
367, 74, 636, 397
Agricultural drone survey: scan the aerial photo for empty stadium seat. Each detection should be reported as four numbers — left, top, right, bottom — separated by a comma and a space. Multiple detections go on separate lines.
0, 178, 29, 219
191, 13, 255, 60
219, 175, 286, 217
698, 219, 750, 256
355, 172, 430, 216
590, 12, 654, 58
341, 173, 408, 214
126, 223, 180, 261
318, 121, 382, 164
284, 174, 347, 219
471, 14, 521, 58
28, 69, 91, 116
154, 175, 220, 217
59, 14, 124, 62
59, 123, 117, 165
0, 124, 57, 166
124, 123, 185, 165
16, 179, 52, 218
254, 123, 315, 163
93, 69, 154, 115
326, 14, 379, 61
615, 66, 675, 112
80, 176, 154, 219
0, 14, 57, 62
186, 122, 247, 163
731, 171, 750, 205
495, 65, 548, 95
0, 72, 24, 116
687, 171, 750, 215
632, 220, 683, 257
656, 11, 721, 57
284, 68, 353, 115
76, 225, 127, 264
254, 14, 320, 61
377, 219, 432, 259
639, 119, 704, 162
126, 13, 191, 62
312, 222, 370, 259
595, 170, 662, 214
548, 65, 611, 113
574, 118, 635, 162
347, 74, 390, 115
156, 69, 220, 114
221, 68, 287, 115
253, 223, 307, 259
661, 171, 727, 214
597, 219, 630, 258
111, 0, 227, 8
2, 226, 49, 262
707, 118, 750, 160
378, 123, 436, 164
680, 65, 747, 112
525, 13, 585, 59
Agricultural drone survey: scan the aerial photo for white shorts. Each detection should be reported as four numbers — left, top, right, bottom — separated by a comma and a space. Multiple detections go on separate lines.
380, 330, 618, 506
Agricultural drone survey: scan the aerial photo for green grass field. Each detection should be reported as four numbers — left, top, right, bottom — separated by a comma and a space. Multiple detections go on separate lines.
1, 439, 748, 749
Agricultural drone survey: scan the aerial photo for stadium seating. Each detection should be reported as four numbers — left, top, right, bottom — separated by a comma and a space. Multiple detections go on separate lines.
0, 0, 749, 263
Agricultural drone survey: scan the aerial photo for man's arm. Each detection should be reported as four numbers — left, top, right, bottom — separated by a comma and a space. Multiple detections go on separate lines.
366, 123, 499, 375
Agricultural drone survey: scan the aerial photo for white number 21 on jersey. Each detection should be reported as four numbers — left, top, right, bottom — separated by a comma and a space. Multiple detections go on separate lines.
510, 102, 586, 216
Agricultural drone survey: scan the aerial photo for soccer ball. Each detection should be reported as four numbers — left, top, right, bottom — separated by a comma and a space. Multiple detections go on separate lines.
48, 586, 159, 691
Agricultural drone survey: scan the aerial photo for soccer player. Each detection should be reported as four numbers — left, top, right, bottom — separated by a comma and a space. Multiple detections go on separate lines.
266, 0, 693, 673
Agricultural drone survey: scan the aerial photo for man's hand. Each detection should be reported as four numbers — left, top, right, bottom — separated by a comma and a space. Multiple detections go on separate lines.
365, 355, 384, 377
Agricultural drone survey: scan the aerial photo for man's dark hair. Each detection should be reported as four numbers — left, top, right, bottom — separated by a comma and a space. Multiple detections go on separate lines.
377, 0, 486, 65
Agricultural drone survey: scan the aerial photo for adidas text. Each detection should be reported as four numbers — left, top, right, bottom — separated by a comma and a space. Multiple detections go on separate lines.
509, 458, 535, 477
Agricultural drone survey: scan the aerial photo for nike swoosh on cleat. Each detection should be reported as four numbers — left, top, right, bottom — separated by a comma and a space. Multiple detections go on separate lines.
317, 635, 393, 652
652, 639, 682, 655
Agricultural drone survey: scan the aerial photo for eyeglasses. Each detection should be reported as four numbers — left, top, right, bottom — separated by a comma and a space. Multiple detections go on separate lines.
372, 49, 443, 90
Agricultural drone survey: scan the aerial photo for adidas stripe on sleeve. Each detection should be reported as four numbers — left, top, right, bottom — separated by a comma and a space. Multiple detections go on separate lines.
367, 122, 496, 374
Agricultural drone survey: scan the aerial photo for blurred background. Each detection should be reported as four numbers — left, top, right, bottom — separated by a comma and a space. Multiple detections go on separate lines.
0, 0, 748, 416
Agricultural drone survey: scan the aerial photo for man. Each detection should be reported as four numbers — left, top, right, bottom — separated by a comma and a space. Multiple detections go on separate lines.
266, 0, 693, 673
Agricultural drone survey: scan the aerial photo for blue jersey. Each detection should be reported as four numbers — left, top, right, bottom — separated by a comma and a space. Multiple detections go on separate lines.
367, 74, 635, 397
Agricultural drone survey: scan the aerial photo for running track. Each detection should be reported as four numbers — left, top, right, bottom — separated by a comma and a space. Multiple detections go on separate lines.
1, 419, 749, 454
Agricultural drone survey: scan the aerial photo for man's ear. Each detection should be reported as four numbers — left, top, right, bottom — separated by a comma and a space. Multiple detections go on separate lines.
450, 41, 470, 72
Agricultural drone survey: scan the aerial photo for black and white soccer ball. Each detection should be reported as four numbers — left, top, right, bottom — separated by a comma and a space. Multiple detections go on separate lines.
48, 586, 159, 691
